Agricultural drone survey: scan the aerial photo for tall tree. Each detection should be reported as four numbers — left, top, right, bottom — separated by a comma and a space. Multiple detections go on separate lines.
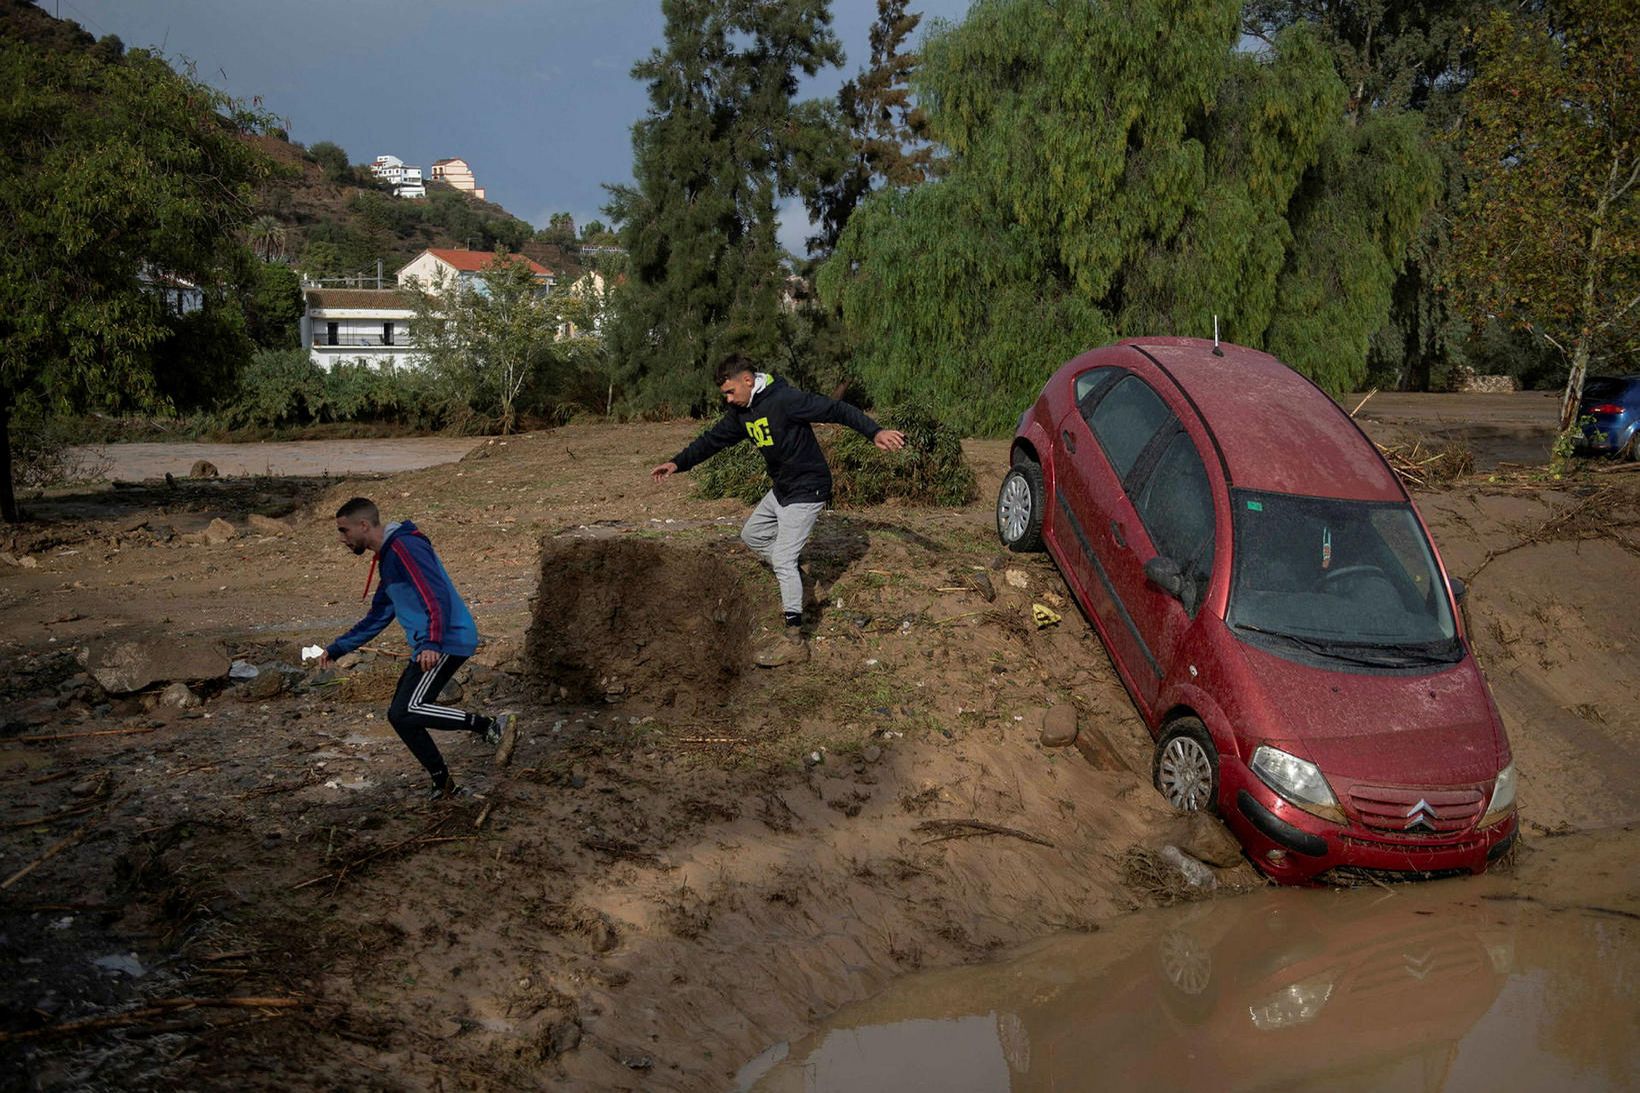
1449, 0, 1639, 431
808, 0, 933, 253
0, 38, 270, 520
605, 0, 843, 414
1244, 0, 1486, 391
820, 0, 1438, 435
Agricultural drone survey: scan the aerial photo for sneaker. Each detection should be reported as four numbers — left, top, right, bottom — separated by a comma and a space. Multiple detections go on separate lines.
754, 625, 810, 668
483, 712, 512, 748
428, 778, 468, 801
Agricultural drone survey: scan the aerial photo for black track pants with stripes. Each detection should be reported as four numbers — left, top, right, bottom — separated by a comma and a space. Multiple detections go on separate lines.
386, 653, 487, 785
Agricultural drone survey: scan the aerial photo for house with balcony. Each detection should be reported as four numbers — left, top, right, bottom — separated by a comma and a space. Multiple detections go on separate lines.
369, 154, 425, 199
397, 248, 553, 296
429, 157, 484, 200
300, 287, 417, 371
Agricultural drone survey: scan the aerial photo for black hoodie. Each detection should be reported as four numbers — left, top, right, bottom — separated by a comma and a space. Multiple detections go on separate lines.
670, 375, 883, 504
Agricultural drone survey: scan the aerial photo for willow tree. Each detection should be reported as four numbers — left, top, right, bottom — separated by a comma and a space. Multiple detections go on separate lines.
1449, 0, 1639, 431
820, 0, 1439, 435
605, 0, 843, 415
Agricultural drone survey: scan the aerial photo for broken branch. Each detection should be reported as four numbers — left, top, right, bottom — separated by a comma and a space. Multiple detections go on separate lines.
914, 818, 1055, 848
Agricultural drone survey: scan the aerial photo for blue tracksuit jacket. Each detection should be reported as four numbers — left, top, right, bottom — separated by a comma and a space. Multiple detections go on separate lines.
326, 521, 478, 659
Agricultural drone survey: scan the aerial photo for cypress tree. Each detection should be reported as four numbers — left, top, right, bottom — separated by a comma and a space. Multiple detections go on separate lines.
606, 0, 842, 415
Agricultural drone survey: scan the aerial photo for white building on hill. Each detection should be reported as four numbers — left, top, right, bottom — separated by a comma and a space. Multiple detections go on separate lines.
370, 155, 425, 199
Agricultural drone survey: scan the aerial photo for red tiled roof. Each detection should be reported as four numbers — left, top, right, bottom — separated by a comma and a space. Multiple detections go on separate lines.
419, 248, 551, 276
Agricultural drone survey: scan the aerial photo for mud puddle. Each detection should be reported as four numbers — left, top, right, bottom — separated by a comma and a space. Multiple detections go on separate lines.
740, 828, 1640, 1092
72, 437, 489, 480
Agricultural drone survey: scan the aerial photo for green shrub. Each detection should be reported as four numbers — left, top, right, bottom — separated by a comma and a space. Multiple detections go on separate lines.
218, 350, 451, 430
222, 348, 327, 427
692, 400, 975, 508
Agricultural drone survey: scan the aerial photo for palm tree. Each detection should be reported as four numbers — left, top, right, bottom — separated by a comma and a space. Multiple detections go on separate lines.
247, 215, 287, 263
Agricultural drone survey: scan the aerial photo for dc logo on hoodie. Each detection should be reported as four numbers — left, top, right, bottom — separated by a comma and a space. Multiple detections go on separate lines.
746, 417, 774, 447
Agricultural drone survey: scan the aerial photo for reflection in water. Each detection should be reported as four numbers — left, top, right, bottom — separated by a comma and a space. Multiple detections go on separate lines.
741, 881, 1639, 1092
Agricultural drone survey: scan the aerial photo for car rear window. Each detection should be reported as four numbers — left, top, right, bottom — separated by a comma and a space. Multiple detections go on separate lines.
1583, 377, 1636, 400
1086, 375, 1171, 480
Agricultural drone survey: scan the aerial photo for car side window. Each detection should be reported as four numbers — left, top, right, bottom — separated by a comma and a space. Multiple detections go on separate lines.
1074, 367, 1120, 411
1135, 432, 1215, 611
1085, 374, 1171, 480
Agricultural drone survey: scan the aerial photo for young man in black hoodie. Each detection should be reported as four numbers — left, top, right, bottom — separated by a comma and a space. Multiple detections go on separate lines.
651, 355, 905, 666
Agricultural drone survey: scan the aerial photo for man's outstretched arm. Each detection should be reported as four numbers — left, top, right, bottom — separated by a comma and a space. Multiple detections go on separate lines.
789, 392, 906, 451
322, 585, 396, 664
652, 413, 747, 479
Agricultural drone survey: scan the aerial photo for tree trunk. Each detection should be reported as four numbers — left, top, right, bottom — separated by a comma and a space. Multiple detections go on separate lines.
0, 401, 17, 524
1559, 153, 1620, 431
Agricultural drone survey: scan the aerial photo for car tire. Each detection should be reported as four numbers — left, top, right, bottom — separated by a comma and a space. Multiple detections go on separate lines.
1154, 718, 1220, 814
997, 458, 1045, 552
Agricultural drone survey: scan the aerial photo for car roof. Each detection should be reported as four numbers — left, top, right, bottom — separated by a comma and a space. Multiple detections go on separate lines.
1119, 337, 1406, 502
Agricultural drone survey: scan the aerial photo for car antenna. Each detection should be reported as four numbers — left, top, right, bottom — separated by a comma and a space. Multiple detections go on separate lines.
1212, 314, 1224, 356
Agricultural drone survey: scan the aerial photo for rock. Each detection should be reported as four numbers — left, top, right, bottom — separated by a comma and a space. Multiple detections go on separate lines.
229, 660, 259, 680
238, 669, 286, 701
246, 513, 290, 535
968, 571, 997, 602
588, 915, 619, 953
1159, 845, 1217, 889
1004, 568, 1029, 590
189, 460, 219, 478
861, 744, 883, 764
18, 555, 39, 569
1177, 812, 1245, 868
202, 518, 236, 545
81, 637, 231, 694
69, 779, 102, 798
1040, 704, 1079, 747
0, 551, 18, 567
334, 652, 362, 670
159, 682, 201, 709
1072, 725, 1128, 772
437, 680, 464, 704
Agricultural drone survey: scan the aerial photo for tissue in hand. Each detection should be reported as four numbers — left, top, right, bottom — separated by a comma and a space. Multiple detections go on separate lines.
300, 645, 325, 662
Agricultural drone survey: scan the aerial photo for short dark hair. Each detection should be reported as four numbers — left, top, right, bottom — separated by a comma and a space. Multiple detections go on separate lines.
713, 353, 757, 385
335, 497, 380, 523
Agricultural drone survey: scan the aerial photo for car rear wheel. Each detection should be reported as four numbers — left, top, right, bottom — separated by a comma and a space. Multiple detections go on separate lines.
997, 458, 1045, 552
1154, 718, 1219, 813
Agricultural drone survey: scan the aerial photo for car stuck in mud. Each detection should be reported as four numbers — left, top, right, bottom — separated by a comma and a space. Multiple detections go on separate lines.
998, 337, 1518, 884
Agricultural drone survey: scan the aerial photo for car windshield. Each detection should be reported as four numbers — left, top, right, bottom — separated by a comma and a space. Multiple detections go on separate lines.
1227, 490, 1459, 665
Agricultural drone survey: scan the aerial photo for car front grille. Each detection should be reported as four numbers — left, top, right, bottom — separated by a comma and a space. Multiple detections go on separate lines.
1348, 784, 1485, 836
1320, 865, 1471, 887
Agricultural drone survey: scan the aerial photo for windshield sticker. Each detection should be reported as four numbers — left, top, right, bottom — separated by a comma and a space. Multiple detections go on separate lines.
1322, 526, 1333, 570
1246, 500, 1263, 511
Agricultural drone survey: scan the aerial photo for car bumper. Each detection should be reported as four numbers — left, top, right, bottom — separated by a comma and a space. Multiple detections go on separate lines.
1219, 761, 1518, 885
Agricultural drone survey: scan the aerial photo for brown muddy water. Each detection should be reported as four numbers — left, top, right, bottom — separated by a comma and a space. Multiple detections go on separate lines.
739, 830, 1639, 1092
71, 437, 487, 480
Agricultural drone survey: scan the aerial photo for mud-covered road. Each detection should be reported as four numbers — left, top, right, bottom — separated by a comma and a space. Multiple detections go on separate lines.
2, 419, 1637, 1090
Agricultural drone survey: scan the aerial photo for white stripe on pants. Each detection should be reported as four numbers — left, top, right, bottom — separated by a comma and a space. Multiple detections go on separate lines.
741, 490, 825, 618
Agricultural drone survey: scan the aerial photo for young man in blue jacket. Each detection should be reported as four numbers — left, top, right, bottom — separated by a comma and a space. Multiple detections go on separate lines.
650, 355, 905, 666
319, 497, 512, 799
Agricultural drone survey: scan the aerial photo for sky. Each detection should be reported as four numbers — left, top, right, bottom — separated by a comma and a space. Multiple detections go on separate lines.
41, 0, 975, 255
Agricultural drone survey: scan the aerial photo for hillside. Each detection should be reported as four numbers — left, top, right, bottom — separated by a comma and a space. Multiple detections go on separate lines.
2, 0, 587, 284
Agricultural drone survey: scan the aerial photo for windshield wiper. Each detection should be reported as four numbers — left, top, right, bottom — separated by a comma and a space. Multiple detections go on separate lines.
1232, 624, 1449, 667
1323, 637, 1464, 664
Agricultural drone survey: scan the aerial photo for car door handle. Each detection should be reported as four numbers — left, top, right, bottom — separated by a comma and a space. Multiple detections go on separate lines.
1110, 520, 1126, 548
1061, 429, 1077, 454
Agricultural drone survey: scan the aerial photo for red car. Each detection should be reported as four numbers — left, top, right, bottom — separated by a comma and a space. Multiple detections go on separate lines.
998, 337, 1518, 884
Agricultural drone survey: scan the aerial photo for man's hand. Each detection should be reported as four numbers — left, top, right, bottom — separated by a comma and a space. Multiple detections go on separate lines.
317, 651, 332, 670
415, 649, 440, 671
650, 461, 679, 482
874, 430, 907, 452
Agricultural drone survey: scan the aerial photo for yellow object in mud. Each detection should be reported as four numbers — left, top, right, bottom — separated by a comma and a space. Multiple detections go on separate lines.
1031, 603, 1062, 628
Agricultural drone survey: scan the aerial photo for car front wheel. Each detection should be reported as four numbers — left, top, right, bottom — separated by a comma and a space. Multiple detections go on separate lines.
1154, 718, 1219, 813
997, 459, 1045, 552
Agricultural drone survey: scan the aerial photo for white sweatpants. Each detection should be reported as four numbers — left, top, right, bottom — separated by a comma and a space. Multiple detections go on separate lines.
741, 490, 825, 619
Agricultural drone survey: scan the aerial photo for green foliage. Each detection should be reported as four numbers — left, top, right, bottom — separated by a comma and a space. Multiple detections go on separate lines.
606, 0, 845, 416
693, 401, 974, 508
822, 0, 1441, 435
1449, 0, 1639, 427
0, 34, 272, 517
308, 140, 352, 183
243, 261, 304, 350
218, 349, 446, 430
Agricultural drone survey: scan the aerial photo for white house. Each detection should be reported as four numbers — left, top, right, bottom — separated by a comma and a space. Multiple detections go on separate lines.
429, 157, 485, 200
369, 155, 425, 199
300, 287, 418, 371
396, 248, 554, 295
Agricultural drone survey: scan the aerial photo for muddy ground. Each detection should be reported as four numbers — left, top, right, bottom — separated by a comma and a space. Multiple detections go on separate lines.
2, 422, 1638, 1091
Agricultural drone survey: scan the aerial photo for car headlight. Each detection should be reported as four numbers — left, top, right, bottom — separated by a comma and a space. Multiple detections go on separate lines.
1480, 761, 1516, 829
1249, 972, 1336, 1031
1251, 746, 1344, 824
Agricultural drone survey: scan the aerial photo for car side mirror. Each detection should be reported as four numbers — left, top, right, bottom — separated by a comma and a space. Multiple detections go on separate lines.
1145, 555, 1183, 598
1449, 576, 1467, 603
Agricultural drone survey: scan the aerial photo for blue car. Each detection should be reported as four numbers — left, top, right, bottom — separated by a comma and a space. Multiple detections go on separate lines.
1578, 375, 1640, 459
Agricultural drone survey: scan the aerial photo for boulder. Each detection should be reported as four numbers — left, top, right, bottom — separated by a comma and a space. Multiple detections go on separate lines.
1039, 704, 1079, 747
1176, 812, 1245, 868
202, 518, 237, 545
81, 637, 231, 694
237, 667, 287, 701
189, 460, 219, 478
159, 682, 202, 709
